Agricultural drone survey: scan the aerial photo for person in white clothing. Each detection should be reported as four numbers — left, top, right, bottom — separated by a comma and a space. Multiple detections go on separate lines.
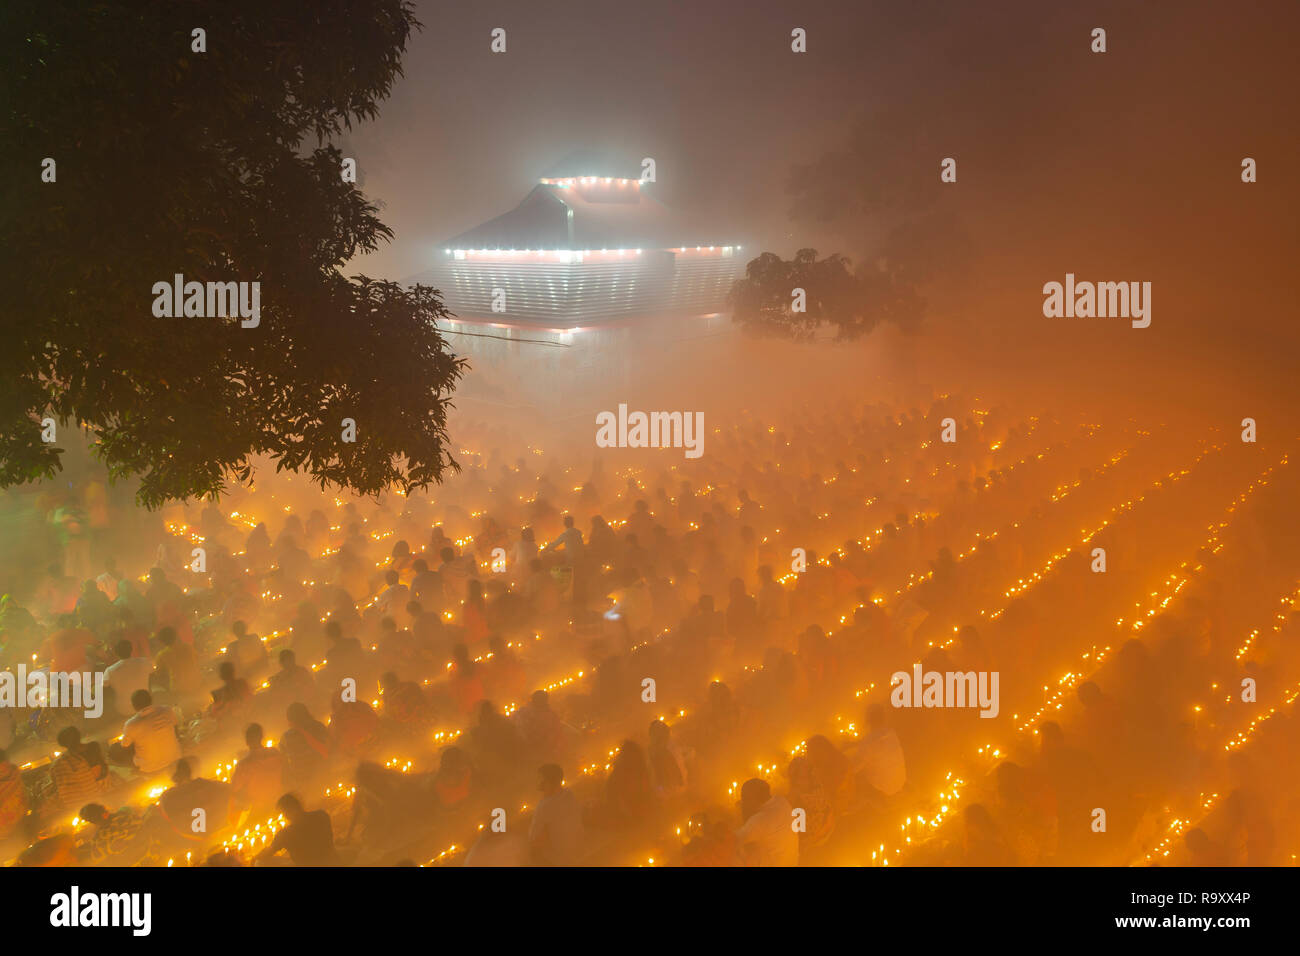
736, 778, 799, 866
849, 703, 907, 798
103, 639, 153, 717
543, 515, 584, 564
117, 690, 182, 775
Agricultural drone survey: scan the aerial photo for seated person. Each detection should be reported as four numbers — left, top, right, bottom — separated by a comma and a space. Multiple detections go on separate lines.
50, 726, 113, 810
103, 639, 153, 718
329, 696, 380, 757
41, 615, 98, 673
256, 794, 338, 866
735, 778, 798, 867
152, 626, 202, 700
379, 671, 432, 727
109, 690, 181, 775
229, 723, 286, 818
529, 764, 586, 866
78, 802, 165, 866
513, 690, 568, 758
647, 719, 690, 799
432, 746, 474, 809
279, 703, 332, 782
227, 620, 269, 678
209, 661, 252, 722
159, 757, 233, 842
268, 648, 316, 702
323, 621, 364, 675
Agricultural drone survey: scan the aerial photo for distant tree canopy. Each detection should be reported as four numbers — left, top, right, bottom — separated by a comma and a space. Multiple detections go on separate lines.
729, 249, 924, 341
1, 0, 465, 509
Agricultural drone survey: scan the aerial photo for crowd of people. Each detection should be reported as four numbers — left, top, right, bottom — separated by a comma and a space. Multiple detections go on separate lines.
0, 395, 1296, 867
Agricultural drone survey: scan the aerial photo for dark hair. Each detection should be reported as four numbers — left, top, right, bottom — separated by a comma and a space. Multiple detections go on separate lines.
739, 778, 770, 807
276, 793, 304, 816
79, 803, 109, 824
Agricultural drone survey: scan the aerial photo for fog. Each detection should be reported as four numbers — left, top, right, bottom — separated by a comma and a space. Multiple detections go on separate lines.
2, 0, 1297, 871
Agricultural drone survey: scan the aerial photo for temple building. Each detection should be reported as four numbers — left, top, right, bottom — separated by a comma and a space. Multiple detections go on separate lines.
413, 151, 745, 331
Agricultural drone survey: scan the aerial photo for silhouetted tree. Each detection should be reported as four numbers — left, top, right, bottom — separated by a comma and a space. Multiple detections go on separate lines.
1, 0, 466, 508
728, 251, 822, 341
729, 248, 921, 341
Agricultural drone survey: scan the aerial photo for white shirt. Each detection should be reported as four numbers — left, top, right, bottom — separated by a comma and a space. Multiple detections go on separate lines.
95, 572, 120, 603
375, 583, 410, 617
104, 658, 153, 716
529, 789, 586, 865
852, 729, 906, 796
737, 794, 799, 866
545, 527, 584, 560
123, 705, 181, 774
